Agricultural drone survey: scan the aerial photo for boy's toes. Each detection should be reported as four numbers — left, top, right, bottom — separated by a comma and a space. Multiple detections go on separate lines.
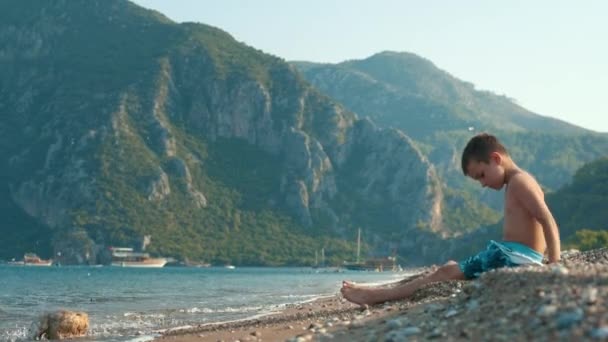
342, 280, 355, 288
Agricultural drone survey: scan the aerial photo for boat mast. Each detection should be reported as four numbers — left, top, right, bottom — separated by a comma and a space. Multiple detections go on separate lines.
321, 248, 325, 267
356, 228, 361, 264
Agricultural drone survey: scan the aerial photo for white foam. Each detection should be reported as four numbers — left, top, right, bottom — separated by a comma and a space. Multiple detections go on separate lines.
125, 334, 158, 342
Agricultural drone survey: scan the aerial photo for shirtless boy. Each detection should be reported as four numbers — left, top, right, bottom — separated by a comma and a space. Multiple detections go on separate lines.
341, 133, 561, 306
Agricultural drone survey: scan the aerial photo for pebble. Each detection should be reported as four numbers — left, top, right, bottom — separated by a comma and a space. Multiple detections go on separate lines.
308, 323, 322, 330
425, 303, 443, 312
582, 287, 598, 304
427, 327, 445, 339
384, 326, 421, 341
556, 308, 584, 330
591, 326, 608, 339
444, 309, 459, 318
466, 299, 479, 311
537, 304, 558, 317
386, 318, 404, 329
551, 264, 569, 275
401, 326, 422, 335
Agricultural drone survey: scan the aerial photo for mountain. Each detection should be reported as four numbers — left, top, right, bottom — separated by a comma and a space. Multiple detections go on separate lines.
293, 52, 608, 230
294, 51, 595, 135
0, 0, 445, 265
293, 52, 608, 186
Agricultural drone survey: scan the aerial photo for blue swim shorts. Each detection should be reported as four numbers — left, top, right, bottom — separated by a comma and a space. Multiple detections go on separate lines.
458, 240, 544, 279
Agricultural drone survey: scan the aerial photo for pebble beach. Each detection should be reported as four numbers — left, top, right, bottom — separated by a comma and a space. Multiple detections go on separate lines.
156, 248, 608, 342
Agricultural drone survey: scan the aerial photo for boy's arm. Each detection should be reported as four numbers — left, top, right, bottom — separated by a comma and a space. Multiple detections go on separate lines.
512, 176, 561, 263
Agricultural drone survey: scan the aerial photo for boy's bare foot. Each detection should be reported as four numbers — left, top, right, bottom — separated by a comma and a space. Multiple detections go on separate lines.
340, 281, 384, 306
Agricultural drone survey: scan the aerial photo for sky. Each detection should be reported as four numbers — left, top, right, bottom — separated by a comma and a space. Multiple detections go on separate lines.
132, 0, 608, 133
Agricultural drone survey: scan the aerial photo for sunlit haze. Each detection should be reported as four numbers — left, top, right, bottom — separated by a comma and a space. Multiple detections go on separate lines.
133, 0, 608, 133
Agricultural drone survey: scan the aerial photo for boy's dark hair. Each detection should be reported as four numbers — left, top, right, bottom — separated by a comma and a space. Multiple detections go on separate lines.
461, 133, 508, 175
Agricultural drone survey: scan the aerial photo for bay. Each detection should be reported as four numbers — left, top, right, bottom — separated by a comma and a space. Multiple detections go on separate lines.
0, 265, 409, 341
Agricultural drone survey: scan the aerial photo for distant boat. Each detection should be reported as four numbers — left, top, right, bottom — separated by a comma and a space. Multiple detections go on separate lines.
224, 265, 236, 269
181, 258, 211, 268
109, 247, 167, 268
343, 229, 400, 272
20, 253, 53, 266
312, 248, 326, 269
343, 228, 365, 270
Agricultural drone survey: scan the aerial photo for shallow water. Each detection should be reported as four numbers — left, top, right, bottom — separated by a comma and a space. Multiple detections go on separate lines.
0, 265, 409, 341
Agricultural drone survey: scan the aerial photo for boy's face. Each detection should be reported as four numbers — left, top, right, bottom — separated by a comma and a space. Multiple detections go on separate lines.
465, 153, 505, 190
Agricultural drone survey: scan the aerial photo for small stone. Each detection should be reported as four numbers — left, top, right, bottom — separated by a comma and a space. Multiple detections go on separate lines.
556, 308, 584, 330
426, 303, 444, 312
466, 299, 479, 311
308, 323, 322, 330
444, 309, 459, 318
591, 326, 608, 339
350, 320, 364, 328
535, 287, 545, 297
537, 304, 558, 317
427, 327, 445, 339
401, 326, 421, 336
384, 327, 421, 341
459, 329, 470, 338
551, 264, 569, 275
582, 287, 598, 305
506, 308, 521, 317
386, 318, 404, 329
250, 330, 261, 337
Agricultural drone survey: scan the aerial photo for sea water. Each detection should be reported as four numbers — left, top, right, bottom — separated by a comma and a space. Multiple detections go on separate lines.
0, 265, 411, 342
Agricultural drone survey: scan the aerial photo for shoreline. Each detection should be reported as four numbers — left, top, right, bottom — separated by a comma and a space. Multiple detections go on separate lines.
155, 294, 397, 342
153, 269, 438, 342
155, 249, 608, 341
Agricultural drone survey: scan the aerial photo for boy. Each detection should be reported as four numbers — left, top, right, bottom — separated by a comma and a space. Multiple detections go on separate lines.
341, 133, 561, 306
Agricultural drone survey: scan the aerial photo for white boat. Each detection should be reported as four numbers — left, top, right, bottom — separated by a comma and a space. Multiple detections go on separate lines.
109, 247, 167, 268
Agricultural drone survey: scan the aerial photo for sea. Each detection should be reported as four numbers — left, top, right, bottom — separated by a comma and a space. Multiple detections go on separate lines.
0, 265, 412, 342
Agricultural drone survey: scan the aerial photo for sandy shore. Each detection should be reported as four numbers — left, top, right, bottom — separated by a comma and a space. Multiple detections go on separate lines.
156, 248, 608, 342
155, 293, 406, 342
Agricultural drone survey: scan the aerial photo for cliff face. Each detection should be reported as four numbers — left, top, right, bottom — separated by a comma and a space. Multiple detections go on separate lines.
0, 0, 443, 264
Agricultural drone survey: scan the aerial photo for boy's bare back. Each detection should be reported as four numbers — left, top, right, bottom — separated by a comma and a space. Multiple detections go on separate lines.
503, 171, 547, 253
503, 170, 561, 262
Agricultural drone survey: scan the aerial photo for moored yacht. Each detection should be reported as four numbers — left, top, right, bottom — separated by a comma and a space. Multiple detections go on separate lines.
109, 247, 167, 268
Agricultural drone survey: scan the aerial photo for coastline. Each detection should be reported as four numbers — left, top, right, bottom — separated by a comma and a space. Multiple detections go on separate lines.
155, 248, 608, 342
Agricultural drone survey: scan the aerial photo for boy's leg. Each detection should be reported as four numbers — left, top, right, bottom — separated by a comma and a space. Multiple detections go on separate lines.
341, 261, 466, 306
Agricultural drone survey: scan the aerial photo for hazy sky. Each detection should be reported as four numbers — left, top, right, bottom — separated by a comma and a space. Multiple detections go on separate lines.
133, 0, 608, 133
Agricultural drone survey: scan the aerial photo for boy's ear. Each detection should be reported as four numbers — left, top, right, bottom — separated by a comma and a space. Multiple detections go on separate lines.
489, 152, 502, 164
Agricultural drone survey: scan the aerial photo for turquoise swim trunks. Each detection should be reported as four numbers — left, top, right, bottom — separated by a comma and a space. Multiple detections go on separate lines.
458, 240, 544, 279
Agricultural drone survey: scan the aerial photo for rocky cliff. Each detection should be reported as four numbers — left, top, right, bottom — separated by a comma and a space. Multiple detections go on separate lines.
0, 0, 444, 264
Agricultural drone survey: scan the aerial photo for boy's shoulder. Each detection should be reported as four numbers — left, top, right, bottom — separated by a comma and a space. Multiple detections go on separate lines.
507, 170, 541, 193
